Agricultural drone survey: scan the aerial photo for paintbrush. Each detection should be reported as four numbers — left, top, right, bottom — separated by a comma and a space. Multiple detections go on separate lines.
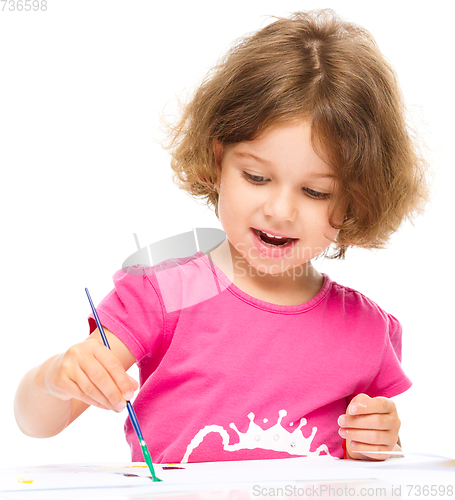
85, 288, 162, 482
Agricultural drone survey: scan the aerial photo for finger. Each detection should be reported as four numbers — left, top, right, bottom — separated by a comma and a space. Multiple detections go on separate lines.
64, 376, 112, 411
339, 427, 397, 446
79, 358, 126, 412
47, 355, 111, 411
92, 343, 137, 401
127, 375, 139, 395
348, 394, 396, 416
348, 441, 393, 461
338, 412, 397, 430
71, 365, 122, 411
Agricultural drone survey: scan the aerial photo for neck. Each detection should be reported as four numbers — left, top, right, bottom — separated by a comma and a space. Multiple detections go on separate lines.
206, 238, 324, 305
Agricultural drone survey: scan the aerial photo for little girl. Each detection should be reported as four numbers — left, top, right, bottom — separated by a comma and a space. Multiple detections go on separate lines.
15, 9, 428, 464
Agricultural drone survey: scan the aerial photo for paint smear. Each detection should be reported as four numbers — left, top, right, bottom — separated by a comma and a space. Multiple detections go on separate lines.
162, 466, 185, 470
114, 473, 156, 481
17, 478, 33, 484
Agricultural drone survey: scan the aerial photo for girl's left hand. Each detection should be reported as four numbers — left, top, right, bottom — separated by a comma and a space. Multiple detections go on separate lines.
338, 393, 401, 460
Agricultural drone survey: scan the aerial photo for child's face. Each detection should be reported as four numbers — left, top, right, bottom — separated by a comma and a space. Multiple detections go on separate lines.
215, 120, 342, 276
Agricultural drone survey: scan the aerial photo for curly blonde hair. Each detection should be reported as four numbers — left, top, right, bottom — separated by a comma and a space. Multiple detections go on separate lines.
164, 9, 429, 258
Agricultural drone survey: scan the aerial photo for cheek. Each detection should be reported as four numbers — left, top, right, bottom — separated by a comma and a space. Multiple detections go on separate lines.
217, 184, 242, 231
303, 204, 340, 242
303, 202, 332, 228
218, 175, 253, 217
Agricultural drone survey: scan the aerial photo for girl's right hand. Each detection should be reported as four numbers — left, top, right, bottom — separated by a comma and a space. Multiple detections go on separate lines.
42, 330, 138, 413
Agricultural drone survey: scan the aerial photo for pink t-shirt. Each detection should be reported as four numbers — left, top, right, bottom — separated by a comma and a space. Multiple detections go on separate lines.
88, 252, 411, 464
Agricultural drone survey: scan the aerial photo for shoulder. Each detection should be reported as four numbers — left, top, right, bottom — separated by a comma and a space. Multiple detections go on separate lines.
323, 276, 403, 360
116, 252, 205, 284
325, 276, 399, 328
118, 252, 224, 313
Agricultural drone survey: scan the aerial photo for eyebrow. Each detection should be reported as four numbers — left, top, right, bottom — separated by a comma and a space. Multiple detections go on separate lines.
233, 151, 336, 179
234, 151, 272, 166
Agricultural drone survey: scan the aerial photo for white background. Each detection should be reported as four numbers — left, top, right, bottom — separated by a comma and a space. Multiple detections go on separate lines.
0, 0, 453, 467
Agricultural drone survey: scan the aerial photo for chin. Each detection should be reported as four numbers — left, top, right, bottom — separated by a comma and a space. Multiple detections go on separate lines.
249, 258, 308, 277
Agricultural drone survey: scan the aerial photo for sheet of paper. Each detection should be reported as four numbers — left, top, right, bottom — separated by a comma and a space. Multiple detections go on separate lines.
0, 455, 453, 500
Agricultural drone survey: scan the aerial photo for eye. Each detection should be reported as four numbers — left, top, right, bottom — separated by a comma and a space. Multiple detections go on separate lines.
243, 172, 269, 184
302, 187, 331, 200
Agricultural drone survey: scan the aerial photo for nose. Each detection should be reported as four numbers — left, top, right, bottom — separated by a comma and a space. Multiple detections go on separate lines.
262, 188, 298, 222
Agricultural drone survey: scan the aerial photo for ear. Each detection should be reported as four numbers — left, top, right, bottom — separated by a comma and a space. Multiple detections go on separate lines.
213, 140, 224, 170
213, 140, 224, 193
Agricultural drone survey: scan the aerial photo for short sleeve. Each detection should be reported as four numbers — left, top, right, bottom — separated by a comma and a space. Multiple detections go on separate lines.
87, 267, 166, 363
364, 313, 412, 398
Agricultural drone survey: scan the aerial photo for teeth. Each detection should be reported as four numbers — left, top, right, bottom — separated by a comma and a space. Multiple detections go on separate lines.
264, 232, 284, 239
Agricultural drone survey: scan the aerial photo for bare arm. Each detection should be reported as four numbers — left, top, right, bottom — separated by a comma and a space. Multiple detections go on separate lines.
14, 328, 137, 438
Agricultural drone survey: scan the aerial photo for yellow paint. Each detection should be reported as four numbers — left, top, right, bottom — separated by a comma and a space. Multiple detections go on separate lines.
17, 478, 34, 484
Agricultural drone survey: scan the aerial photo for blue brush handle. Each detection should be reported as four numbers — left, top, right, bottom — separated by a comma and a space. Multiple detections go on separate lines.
85, 288, 144, 439
126, 402, 144, 440
85, 288, 111, 347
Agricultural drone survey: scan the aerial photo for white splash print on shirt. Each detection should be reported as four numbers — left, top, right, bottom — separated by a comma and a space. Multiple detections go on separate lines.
182, 409, 331, 463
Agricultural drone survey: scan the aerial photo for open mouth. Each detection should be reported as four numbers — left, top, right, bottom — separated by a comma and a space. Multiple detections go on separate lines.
253, 229, 298, 247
